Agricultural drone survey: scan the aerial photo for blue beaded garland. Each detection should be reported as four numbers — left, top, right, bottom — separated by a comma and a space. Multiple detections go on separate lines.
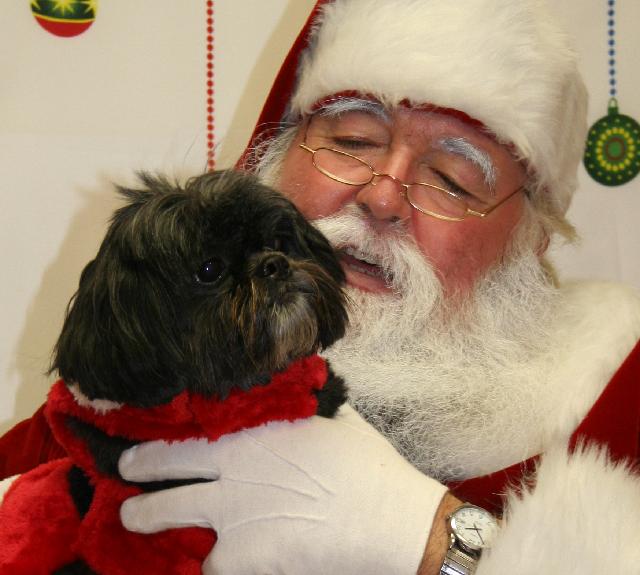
608, 2, 616, 98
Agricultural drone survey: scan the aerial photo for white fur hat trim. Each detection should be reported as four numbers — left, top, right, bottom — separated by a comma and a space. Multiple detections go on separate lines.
291, 0, 588, 215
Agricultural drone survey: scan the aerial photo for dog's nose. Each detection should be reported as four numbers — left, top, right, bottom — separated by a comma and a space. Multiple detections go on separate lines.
257, 253, 290, 279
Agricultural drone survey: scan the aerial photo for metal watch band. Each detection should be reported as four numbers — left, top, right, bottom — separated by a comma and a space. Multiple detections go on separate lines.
439, 546, 478, 575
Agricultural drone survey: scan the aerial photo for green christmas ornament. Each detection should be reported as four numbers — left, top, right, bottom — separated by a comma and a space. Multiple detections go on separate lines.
584, 98, 640, 186
583, 0, 639, 186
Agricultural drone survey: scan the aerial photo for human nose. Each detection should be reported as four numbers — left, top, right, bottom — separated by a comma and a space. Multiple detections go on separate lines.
355, 158, 413, 222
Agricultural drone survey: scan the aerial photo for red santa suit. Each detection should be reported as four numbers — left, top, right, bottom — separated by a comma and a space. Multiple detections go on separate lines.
470, 282, 640, 573
237, 0, 640, 570
2, 287, 639, 573
0, 355, 330, 574
2, 1, 640, 572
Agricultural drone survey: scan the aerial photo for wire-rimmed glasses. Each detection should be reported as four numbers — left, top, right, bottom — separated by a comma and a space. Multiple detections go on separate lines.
299, 143, 523, 222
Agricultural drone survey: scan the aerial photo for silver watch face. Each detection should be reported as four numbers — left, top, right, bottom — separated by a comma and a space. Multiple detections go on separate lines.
450, 504, 499, 551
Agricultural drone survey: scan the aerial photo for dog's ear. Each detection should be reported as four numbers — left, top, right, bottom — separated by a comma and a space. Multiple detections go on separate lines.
290, 210, 346, 287
50, 207, 188, 407
283, 207, 349, 350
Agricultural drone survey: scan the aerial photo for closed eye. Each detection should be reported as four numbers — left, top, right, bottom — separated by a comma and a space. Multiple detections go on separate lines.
431, 169, 474, 200
331, 137, 379, 153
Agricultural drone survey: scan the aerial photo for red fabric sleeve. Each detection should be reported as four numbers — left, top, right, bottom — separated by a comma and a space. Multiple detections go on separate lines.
568, 338, 640, 465
0, 403, 66, 479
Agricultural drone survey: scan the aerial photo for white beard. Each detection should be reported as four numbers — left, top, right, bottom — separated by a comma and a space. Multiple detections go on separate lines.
315, 205, 559, 481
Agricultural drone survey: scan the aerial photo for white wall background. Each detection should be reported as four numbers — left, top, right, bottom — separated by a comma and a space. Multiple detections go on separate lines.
1, 0, 638, 434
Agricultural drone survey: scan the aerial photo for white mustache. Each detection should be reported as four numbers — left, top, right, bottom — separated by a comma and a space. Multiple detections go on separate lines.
320, 216, 558, 481
314, 203, 441, 299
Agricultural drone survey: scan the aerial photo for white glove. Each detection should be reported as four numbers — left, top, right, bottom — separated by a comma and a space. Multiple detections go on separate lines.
119, 404, 447, 575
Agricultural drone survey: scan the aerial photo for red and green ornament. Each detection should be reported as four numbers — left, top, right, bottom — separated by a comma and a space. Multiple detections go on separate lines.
584, 99, 640, 186
31, 0, 97, 38
584, 0, 639, 186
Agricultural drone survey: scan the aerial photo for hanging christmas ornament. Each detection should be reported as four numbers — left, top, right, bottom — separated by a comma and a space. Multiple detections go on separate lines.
584, 0, 639, 186
31, 0, 98, 38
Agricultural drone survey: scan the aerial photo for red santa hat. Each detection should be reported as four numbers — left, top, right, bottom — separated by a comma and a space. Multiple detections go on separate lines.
243, 0, 588, 217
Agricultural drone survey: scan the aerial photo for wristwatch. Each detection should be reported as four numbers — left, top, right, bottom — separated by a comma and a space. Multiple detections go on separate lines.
439, 503, 498, 575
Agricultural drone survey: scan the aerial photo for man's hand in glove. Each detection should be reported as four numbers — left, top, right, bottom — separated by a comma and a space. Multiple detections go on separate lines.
119, 404, 451, 575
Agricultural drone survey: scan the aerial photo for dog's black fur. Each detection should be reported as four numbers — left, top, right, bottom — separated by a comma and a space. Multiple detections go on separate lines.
52, 170, 348, 406
45, 170, 349, 574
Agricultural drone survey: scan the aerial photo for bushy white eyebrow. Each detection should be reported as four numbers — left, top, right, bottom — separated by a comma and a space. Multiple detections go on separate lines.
437, 137, 497, 191
315, 97, 391, 122
309, 104, 497, 190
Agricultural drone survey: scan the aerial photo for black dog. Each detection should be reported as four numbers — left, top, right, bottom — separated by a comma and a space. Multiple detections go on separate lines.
53, 169, 348, 406
0, 170, 348, 575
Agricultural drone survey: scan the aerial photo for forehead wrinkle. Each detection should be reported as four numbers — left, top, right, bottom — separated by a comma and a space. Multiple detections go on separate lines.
436, 137, 497, 192
315, 97, 391, 122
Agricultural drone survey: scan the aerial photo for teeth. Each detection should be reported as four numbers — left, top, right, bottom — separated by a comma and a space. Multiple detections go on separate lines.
351, 263, 383, 278
344, 246, 379, 266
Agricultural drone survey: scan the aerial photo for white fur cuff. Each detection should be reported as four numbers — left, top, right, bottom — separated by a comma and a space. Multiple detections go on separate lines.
476, 444, 640, 574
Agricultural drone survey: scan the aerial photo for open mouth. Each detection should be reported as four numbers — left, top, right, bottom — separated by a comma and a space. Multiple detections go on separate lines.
339, 246, 394, 292
341, 247, 383, 277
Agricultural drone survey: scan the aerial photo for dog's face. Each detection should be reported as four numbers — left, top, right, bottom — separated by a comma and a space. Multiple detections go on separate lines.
52, 171, 348, 407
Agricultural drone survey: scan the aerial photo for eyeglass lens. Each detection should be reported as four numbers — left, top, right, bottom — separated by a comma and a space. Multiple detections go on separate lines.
311, 147, 469, 219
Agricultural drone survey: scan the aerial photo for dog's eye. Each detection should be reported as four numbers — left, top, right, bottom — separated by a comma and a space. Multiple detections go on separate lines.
195, 258, 225, 284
